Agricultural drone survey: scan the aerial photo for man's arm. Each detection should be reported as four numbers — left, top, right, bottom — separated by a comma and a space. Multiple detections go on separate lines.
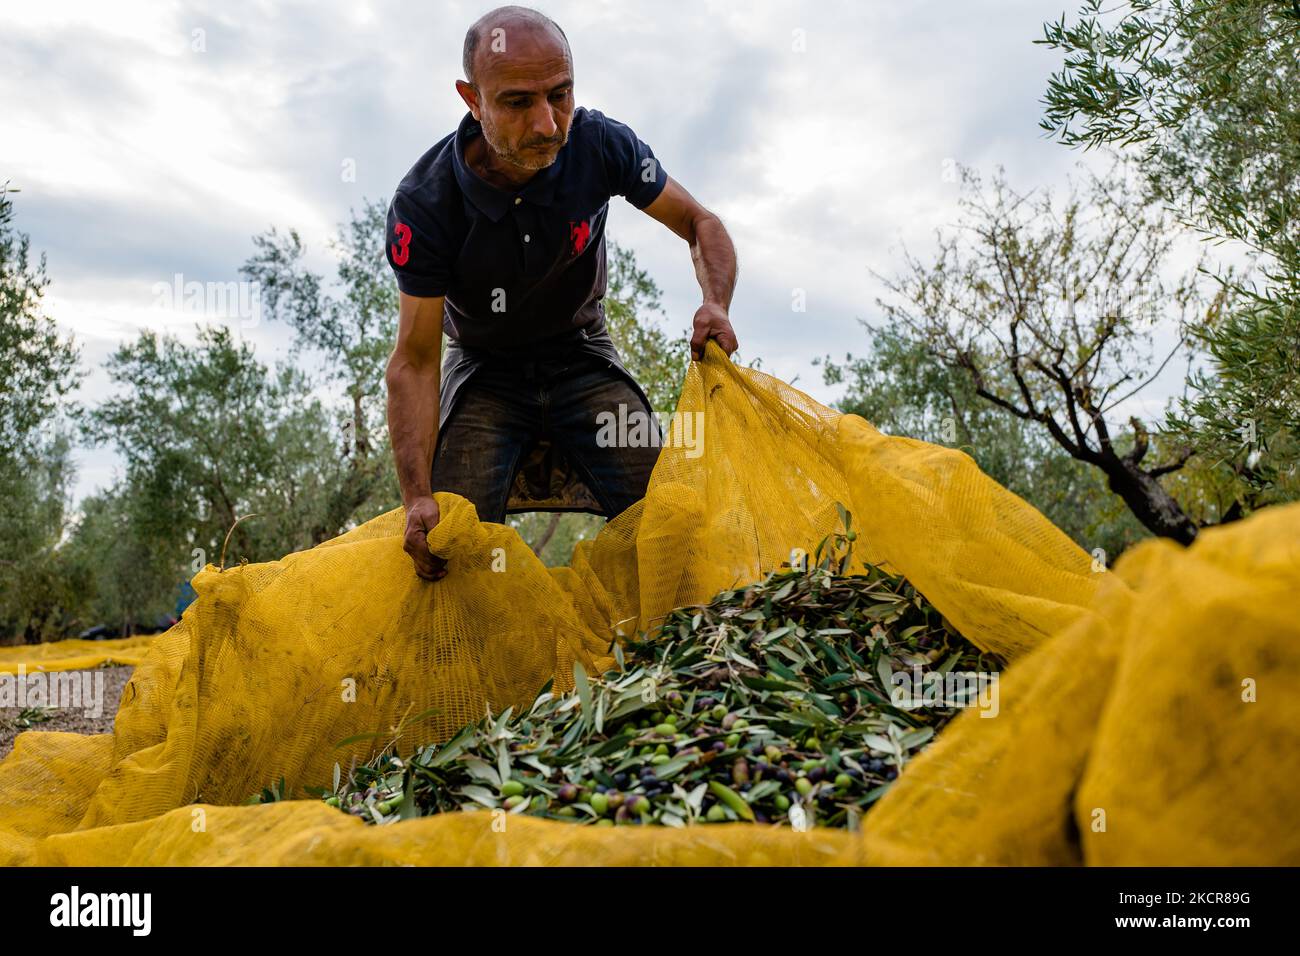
385, 291, 447, 581
641, 176, 739, 360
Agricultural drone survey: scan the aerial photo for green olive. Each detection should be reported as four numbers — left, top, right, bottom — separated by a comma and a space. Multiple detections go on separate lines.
795, 777, 813, 796
589, 792, 609, 815
774, 793, 791, 811
503, 795, 525, 809
633, 796, 651, 815
500, 780, 525, 798
711, 704, 728, 721
726, 733, 741, 747
706, 804, 728, 822
834, 773, 853, 789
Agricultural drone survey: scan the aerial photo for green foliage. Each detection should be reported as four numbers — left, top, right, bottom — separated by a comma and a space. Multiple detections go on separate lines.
0, 186, 85, 641
0, 434, 92, 642
1161, 298, 1300, 512
1040, 0, 1300, 278
1040, 0, 1300, 516
322, 514, 1000, 829
508, 510, 605, 567
0, 186, 80, 461
86, 325, 340, 566
59, 483, 176, 637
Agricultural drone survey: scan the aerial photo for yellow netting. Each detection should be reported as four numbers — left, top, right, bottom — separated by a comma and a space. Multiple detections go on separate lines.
1, 341, 1296, 865
0, 634, 157, 674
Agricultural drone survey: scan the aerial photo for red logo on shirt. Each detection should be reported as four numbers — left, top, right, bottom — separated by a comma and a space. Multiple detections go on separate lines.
569, 219, 591, 255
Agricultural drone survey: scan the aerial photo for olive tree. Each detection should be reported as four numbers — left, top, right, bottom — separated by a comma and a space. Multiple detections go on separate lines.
1039, 0, 1300, 517
875, 161, 1219, 544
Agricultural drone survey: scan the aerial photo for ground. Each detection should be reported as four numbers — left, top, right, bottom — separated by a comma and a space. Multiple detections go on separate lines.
0, 665, 134, 759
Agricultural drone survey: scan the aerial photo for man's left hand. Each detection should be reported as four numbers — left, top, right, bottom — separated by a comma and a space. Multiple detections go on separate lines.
690, 302, 739, 361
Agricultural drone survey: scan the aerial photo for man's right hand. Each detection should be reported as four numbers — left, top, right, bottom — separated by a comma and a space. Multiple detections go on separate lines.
387, 290, 446, 582
403, 495, 448, 581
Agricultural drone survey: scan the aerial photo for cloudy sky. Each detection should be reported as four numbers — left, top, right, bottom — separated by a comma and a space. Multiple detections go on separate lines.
4, 0, 1196, 503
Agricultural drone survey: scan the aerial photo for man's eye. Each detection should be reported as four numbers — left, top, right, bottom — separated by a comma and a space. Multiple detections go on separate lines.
509, 92, 566, 107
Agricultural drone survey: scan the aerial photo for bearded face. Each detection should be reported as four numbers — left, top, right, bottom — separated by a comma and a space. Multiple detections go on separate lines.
477, 101, 571, 171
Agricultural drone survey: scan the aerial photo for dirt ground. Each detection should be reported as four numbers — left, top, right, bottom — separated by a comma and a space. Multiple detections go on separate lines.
0, 665, 134, 759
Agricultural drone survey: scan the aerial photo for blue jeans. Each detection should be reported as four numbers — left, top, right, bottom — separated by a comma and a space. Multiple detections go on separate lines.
430, 351, 662, 523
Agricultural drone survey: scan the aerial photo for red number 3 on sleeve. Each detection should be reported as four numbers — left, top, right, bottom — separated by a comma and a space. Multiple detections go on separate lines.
391, 222, 412, 266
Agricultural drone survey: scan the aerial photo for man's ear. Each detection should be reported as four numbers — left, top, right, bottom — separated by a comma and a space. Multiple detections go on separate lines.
455, 79, 480, 117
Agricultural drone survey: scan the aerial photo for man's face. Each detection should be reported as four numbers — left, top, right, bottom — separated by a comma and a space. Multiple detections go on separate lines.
466, 28, 574, 172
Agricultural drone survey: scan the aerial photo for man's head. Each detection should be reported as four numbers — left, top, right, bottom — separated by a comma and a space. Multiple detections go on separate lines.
457, 6, 574, 172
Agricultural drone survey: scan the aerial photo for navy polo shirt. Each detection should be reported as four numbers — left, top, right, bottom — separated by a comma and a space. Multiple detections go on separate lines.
385, 106, 670, 435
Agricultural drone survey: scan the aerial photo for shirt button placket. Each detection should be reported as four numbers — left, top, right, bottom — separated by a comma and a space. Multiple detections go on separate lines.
519, 204, 535, 273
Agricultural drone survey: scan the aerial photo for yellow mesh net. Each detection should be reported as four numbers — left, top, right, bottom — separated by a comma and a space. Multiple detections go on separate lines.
2, 341, 1296, 865
0, 635, 156, 674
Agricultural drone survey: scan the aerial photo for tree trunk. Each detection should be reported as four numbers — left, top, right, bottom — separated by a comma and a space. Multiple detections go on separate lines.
351, 392, 369, 461
1100, 462, 1199, 545
532, 512, 564, 558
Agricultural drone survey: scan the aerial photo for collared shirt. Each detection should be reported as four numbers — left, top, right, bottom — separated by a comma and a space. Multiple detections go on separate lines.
385, 106, 671, 512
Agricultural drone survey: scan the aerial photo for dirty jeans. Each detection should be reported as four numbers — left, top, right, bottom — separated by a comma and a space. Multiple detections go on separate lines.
430, 351, 662, 523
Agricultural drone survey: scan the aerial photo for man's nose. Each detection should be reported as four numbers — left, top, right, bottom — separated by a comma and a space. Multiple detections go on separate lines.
530, 102, 558, 142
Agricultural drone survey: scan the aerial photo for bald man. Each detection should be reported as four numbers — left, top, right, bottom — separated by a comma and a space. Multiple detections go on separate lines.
384, 5, 738, 581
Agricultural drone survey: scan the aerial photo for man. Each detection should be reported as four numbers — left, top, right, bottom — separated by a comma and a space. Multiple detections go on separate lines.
384, 5, 739, 581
